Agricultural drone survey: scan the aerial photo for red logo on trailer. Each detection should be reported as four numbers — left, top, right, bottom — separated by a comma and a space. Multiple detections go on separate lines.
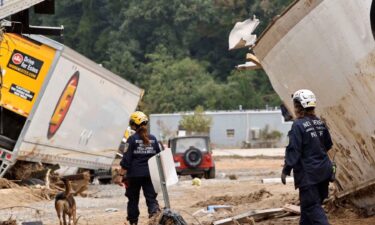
47, 71, 80, 139
12, 53, 24, 65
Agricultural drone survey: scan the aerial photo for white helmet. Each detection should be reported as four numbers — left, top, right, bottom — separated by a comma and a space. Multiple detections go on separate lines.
292, 89, 316, 108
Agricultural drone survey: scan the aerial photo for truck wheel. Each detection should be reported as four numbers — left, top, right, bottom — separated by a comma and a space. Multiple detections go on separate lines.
184, 147, 202, 168
204, 166, 216, 179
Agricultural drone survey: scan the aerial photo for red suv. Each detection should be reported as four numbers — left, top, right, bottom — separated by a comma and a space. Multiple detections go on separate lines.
169, 136, 215, 179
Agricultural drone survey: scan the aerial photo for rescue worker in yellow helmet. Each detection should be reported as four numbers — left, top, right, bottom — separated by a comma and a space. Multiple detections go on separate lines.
114, 111, 161, 225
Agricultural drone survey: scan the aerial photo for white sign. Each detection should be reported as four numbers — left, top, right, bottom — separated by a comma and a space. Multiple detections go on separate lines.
148, 148, 179, 193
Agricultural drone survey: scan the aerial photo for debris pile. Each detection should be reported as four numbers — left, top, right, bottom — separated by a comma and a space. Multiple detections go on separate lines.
212, 206, 298, 225
156, 209, 188, 225
194, 189, 273, 207
5, 162, 45, 180
0, 162, 90, 201
0, 218, 16, 225
0, 178, 18, 189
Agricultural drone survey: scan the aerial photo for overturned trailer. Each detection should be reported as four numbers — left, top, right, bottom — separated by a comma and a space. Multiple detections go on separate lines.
0, 33, 142, 178
252, 0, 375, 213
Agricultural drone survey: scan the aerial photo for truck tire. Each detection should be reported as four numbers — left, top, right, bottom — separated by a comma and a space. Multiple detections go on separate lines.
209, 166, 216, 179
204, 166, 216, 179
184, 147, 202, 168
0, 135, 16, 150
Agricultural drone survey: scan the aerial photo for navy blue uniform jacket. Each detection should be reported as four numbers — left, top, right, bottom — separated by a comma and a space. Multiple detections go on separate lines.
120, 133, 161, 177
282, 116, 333, 189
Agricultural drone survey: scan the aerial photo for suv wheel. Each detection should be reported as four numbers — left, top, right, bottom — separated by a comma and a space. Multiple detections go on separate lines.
183, 147, 202, 168
204, 166, 216, 179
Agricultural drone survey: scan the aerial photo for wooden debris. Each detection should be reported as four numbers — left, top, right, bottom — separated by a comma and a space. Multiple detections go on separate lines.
335, 178, 375, 199
213, 205, 302, 225
283, 204, 300, 214
213, 208, 284, 225
21, 222, 43, 225
274, 212, 293, 218
45, 169, 51, 190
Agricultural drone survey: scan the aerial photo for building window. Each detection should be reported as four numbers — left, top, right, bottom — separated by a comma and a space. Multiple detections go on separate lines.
226, 129, 235, 138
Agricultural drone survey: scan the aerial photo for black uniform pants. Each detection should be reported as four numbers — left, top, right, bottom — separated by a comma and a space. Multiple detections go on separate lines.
299, 180, 330, 225
125, 176, 160, 223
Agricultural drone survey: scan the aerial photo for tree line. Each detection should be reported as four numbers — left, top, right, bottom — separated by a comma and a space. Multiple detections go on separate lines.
32, 0, 293, 114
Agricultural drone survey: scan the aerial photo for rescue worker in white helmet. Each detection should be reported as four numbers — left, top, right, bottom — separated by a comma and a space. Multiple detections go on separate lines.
114, 111, 161, 225
281, 89, 334, 225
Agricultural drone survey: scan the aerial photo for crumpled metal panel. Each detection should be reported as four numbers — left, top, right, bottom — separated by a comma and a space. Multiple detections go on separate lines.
253, 0, 375, 212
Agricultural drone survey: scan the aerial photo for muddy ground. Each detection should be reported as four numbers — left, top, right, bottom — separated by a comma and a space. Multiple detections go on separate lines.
1, 156, 374, 225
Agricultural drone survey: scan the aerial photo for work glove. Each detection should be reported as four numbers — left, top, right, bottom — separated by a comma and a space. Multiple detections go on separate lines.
281, 172, 287, 185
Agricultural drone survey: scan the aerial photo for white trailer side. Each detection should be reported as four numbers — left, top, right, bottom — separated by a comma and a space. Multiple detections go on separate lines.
253, 0, 375, 212
0, 35, 142, 176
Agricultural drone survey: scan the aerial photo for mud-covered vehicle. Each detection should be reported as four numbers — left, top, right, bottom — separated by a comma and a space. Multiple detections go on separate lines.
169, 136, 215, 179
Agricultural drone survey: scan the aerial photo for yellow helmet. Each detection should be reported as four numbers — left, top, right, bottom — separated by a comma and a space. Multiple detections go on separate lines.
130, 111, 148, 126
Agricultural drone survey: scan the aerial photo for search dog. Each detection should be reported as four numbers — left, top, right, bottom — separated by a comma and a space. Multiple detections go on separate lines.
55, 178, 77, 225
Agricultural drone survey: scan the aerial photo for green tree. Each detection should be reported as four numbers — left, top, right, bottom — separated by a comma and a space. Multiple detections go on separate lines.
141, 45, 216, 113
179, 106, 212, 134
219, 69, 281, 109
29, 0, 293, 113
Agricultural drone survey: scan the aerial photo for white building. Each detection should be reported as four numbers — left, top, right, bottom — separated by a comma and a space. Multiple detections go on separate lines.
150, 110, 292, 148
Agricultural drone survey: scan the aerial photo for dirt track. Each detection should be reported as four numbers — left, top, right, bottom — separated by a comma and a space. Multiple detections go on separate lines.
1, 156, 374, 225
